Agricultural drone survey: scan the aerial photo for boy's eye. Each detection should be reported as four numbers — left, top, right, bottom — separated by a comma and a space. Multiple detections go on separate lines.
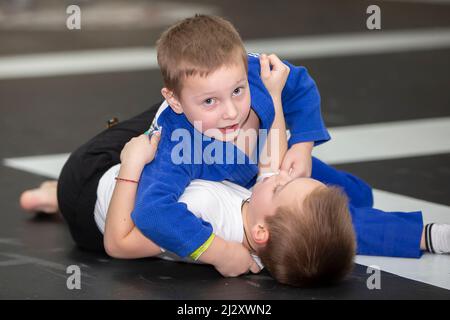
233, 87, 244, 96
203, 98, 216, 106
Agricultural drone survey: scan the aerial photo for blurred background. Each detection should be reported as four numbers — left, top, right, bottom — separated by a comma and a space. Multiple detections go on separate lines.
0, 0, 449, 299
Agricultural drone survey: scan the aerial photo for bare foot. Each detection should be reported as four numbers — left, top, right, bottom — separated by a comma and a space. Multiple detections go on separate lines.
19, 180, 59, 214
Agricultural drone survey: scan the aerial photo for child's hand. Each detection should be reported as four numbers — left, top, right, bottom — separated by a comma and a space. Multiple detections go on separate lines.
214, 242, 260, 277
259, 53, 290, 99
120, 132, 161, 168
280, 142, 313, 178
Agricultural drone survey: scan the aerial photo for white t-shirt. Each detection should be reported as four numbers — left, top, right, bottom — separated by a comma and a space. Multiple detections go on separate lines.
94, 163, 265, 269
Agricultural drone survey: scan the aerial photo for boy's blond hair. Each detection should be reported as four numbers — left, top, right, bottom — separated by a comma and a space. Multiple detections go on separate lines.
156, 14, 248, 97
258, 186, 356, 287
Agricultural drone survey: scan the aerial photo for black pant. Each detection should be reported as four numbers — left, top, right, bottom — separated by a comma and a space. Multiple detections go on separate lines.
57, 101, 162, 252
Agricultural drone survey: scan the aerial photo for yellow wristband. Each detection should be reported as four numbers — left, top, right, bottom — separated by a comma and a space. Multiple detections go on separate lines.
190, 233, 216, 261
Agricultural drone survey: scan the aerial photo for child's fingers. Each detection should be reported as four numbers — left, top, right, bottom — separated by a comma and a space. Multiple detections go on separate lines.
150, 131, 161, 146
249, 261, 261, 274
146, 133, 160, 160
267, 53, 281, 62
267, 54, 280, 68
259, 53, 271, 79
143, 126, 162, 144
268, 54, 287, 72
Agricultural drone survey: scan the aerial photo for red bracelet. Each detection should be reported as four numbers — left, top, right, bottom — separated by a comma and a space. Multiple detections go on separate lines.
115, 177, 139, 184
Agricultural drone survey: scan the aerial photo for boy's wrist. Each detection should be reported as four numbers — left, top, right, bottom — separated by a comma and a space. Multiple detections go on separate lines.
293, 141, 314, 153
118, 162, 145, 181
270, 93, 282, 105
190, 233, 216, 261
196, 234, 226, 266
270, 94, 284, 115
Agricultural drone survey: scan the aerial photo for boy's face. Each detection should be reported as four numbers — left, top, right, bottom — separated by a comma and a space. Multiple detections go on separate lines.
170, 61, 251, 142
248, 171, 326, 223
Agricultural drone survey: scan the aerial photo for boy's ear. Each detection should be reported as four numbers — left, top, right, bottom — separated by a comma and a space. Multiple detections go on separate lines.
252, 224, 269, 246
161, 88, 183, 114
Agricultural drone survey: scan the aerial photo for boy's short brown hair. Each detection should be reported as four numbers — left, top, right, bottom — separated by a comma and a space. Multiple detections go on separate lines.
156, 14, 248, 97
258, 186, 356, 287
